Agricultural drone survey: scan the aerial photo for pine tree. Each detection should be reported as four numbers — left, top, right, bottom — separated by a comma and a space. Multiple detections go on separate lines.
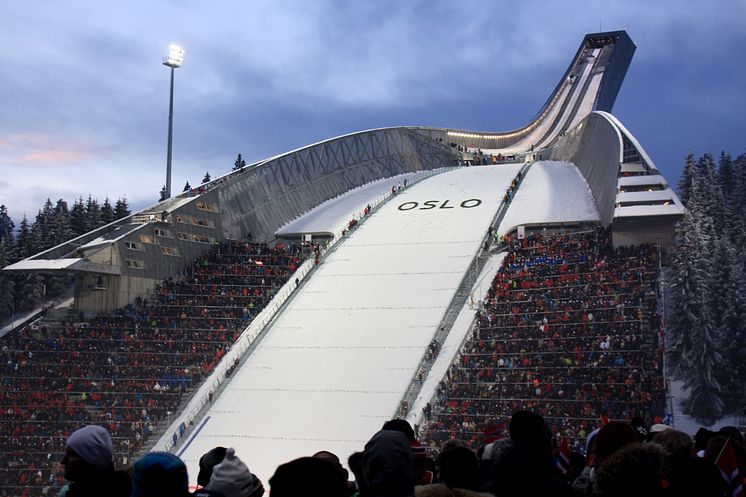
183, 181, 191, 192
713, 237, 746, 409
114, 197, 131, 219
15, 216, 33, 259
677, 153, 697, 207
0, 239, 13, 319
15, 273, 44, 313
100, 198, 115, 225
0, 206, 15, 322
669, 178, 726, 423
0, 205, 14, 245
718, 152, 735, 200
31, 199, 56, 252
233, 153, 243, 171
70, 197, 87, 237
85, 195, 101, 230
202, 172, 211, 184
159, 186, 168, 202
731, 153, 746, 251
699, 153, 727, 236
668, 197, 703, 376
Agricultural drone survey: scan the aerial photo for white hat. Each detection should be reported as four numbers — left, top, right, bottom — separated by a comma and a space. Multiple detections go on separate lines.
649, 423, 672, 433
205, 448, 262, 497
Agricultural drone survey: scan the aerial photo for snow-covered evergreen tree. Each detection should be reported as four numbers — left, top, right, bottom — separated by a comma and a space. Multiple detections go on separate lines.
0, 238, 14, 322
0, 205, 15, 321
669, 176, 727, 423
677, 153, 698, 206
713, 236, 746, 409
668, 189, 705, 376
731, 153, 746, 251
0, 205, 13, 244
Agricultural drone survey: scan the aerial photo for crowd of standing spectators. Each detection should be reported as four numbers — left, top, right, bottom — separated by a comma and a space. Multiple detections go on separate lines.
56, 414, 745, 497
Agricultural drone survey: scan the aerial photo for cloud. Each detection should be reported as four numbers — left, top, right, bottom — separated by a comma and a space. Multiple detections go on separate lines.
0, 0, 744, 224
0, 134, 91, 166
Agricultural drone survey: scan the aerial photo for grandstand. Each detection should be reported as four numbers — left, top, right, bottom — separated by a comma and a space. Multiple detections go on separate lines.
2, 30, 685, 494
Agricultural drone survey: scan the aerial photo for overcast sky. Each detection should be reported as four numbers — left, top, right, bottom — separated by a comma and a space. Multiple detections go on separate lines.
2, 0, 745, 222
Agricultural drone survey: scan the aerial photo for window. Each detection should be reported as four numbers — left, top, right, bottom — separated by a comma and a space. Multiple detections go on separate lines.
154, 228, 172, 238
196, 202, 218, 213
192, 234, 212, 244
126, 259, 145, 269
175, 215, 215, 228
194, 218, 214, 228
161, 247, 181, 257
617, 199, 673, 208
177, 232, 190, 240
139, 234, 157, 245
125, 241, 142, 251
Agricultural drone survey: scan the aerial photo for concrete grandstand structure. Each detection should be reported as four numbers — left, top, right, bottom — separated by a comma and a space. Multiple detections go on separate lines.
2, 30, 686, 493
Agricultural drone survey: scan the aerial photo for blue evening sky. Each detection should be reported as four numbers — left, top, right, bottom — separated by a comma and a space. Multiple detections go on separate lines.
1, 0, 744, 221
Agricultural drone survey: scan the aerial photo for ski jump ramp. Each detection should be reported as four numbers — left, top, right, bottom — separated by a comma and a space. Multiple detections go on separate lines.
178, 165, 520, 482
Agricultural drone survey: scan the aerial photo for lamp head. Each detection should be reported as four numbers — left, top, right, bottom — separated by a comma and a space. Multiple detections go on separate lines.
163, 44, 185, 68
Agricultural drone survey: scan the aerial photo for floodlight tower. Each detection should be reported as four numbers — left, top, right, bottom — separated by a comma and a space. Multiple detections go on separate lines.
163, 44, 185, 199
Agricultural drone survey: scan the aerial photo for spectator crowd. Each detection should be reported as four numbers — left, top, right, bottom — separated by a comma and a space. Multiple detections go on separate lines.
0, 241, 302, 496
2, 228, 744, 497
57, 414, 744, 497
421, 229, 666, 451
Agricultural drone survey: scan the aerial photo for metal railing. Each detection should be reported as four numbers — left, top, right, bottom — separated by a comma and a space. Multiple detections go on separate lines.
396, 164, 533, 419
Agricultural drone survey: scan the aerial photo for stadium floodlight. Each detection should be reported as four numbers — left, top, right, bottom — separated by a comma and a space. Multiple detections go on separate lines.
163, 44, 185, 68
163, 44, 185, 199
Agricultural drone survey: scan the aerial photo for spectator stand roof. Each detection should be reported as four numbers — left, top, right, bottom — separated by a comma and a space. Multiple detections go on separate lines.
497, 160, 601, 236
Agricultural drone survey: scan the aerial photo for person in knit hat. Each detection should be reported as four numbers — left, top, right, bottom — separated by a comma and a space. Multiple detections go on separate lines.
131, 452, 190, 497
195, 448, 263, 497
196, 447, 227, 488
60, 425, 131, 497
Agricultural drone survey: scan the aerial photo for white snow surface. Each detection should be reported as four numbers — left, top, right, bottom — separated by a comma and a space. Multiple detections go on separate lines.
4, 258, 82, 271
669, 380, 739, 435
497, 161, 600, 235
618, 175, 669, 187
614, 204, 685, 218
616, 191, 679, 203
276, 172, 423, 237
178, 165, 522, 485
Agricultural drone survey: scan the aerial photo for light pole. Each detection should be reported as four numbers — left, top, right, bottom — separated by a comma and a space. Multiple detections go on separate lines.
163, 44, 185, 199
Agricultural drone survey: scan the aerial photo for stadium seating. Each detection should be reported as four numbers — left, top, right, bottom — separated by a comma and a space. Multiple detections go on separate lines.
0, 241, 302, 496
420, 229, 666, 450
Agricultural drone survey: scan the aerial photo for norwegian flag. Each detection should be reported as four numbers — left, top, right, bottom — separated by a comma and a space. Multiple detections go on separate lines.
554, 437, 571, 475
715, 438, 744, 497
